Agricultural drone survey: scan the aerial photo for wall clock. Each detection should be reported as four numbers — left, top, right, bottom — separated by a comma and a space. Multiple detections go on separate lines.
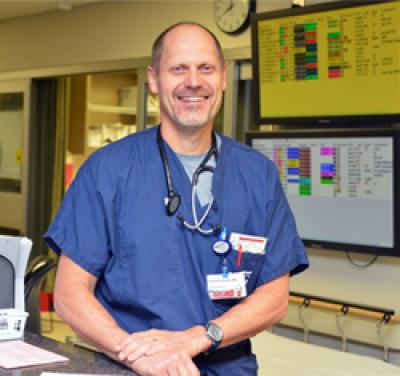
214, 0, 256, 34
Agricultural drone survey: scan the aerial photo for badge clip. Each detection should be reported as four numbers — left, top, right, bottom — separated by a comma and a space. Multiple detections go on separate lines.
212, 227, 231, 278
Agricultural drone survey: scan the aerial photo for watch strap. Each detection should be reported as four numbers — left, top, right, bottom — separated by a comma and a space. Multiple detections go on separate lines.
207, 339, 220, 353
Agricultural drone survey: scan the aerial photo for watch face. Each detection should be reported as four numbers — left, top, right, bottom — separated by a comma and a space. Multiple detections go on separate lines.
207, 323, 224, 342
214, 0, 252, 34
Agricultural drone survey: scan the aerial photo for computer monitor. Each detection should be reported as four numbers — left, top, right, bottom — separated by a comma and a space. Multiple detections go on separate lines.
251, 0, 400, 125
246, 129, 400, 257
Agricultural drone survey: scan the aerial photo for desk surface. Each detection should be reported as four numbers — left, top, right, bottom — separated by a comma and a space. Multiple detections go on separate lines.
0, 332, 134, 375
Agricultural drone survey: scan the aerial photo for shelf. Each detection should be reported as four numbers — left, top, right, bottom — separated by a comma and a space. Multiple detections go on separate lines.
88, 103, 136, 115
147, 108, 160, 117
88, 103, 159, 117
69, 74, 160, 155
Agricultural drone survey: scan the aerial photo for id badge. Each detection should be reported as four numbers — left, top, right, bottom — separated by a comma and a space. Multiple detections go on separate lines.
229, 233, 268, 255
207, 272, 247, 300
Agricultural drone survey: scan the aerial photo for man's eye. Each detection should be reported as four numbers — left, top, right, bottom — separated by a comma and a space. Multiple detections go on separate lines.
172, 66, 185, 74
201, 65, 215, 73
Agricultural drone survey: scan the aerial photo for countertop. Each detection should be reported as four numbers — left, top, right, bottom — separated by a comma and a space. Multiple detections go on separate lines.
0, 332, 134, 375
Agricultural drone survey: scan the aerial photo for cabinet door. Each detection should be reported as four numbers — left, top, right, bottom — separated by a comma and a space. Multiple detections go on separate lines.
0, 79, 30, 235
69, 72, 141, 155
68, 75, 87, 154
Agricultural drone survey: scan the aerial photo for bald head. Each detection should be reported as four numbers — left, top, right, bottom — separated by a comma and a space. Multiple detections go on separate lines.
151, 22, 225, 72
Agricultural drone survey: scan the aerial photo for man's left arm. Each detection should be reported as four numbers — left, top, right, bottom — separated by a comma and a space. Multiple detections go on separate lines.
208, 272, 289, 347
117, 273, 289, 363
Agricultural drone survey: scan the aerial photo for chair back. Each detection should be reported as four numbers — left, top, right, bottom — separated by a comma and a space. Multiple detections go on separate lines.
24, 255, 56, 333
24, 256, 56, 301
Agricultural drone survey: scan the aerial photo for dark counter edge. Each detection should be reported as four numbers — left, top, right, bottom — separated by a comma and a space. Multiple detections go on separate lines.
0, 331, 135, 375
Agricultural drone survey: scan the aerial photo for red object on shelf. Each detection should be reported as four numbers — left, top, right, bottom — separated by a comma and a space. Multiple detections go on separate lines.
40, 291, 54, 312
65, 164, 74, 188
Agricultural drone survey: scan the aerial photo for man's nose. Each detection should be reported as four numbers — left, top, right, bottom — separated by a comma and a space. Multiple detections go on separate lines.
184, 70, 203, 88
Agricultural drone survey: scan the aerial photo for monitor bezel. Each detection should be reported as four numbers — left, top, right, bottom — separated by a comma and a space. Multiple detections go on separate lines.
245, 128, 400, 257
251, 0, 400, 126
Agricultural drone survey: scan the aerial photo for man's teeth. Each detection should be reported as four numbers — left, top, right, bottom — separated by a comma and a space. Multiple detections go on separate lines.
178, 96, 208, 102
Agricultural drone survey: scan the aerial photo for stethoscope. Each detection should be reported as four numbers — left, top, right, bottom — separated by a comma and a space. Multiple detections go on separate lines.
157, 127, 221, 235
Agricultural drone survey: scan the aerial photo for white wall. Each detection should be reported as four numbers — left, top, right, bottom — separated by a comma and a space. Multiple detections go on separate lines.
0, 1, 238, 73
0, 0, 399, 359
0, 0, 299, 74
288, 249, 400, 351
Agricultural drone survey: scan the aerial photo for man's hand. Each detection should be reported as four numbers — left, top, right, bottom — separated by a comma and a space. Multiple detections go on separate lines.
116, 327, 209, 363
129, 351, 200, 376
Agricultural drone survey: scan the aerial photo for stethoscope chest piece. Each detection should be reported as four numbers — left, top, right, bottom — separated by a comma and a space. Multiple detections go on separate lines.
165, 193, 181, 216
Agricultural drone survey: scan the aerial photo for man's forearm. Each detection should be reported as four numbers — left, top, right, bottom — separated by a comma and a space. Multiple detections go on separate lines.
55, 255, 199, 375
212, 273, 289, 349
117, 273, 289, 359
54, 254, 128, 361
55, 286, 127, 358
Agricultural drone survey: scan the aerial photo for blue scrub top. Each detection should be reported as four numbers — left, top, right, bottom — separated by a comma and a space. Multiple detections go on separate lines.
44, 127, 308, 334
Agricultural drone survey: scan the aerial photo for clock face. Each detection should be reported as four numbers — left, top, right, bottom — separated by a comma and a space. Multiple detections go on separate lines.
214, 0, 253, 34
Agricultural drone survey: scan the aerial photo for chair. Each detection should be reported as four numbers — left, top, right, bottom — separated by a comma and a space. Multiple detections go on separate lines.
24, 255, 56, 302
24, 255, 56, 333
0, 235, 32, 311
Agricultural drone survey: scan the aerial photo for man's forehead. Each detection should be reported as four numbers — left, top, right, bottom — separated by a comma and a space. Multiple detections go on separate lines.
161, 25, 220, 64
164, 24, 212, 39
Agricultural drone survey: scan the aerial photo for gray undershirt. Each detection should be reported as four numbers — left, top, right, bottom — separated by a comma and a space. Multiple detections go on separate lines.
176, 135, 221, 206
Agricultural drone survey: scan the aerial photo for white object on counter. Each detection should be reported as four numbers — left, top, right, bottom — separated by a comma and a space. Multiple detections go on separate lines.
0, 309, 28, 341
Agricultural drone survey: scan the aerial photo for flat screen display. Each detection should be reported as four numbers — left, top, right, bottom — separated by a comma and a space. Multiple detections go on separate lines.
246, 129, 400, 257
251, 0, 400, 124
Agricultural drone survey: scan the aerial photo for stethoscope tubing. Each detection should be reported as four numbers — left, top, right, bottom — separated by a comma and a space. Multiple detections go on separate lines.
157, 126, 219, 235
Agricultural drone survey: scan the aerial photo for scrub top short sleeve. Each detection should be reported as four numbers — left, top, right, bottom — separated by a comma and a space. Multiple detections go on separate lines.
256, 161, 308, 287
44, 154, 110, 278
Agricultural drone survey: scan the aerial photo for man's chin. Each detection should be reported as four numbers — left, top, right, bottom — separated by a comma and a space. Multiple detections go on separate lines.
175, 118, 210, 130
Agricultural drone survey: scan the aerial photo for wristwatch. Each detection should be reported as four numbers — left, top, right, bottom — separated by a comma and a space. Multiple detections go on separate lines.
205, 322, 224, 352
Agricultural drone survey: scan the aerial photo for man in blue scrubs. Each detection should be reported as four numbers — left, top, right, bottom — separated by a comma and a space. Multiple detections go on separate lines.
45, 22, 308, 375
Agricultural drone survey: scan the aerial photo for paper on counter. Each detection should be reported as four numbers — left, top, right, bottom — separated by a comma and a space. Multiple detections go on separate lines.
41, 374, 119, 376
0, 340, 68, 369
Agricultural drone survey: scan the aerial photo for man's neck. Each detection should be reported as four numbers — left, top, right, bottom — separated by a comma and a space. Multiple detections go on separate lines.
160, 122, 213, 155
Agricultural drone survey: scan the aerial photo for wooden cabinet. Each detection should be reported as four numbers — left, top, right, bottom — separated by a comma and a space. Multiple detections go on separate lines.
68, 71, 159, 155
68, 74, 87, 154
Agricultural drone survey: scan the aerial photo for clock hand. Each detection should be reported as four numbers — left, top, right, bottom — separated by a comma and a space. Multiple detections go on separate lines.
222, 0, 234, 16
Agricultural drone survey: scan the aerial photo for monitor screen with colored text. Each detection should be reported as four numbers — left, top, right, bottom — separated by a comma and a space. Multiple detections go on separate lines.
246, 129, 400, 257
251, 0, 400, 125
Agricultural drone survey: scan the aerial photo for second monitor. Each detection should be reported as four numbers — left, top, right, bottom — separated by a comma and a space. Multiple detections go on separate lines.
246, 129, 399, 257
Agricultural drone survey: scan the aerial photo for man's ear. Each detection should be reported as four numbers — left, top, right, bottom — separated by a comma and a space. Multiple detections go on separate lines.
147, 66, 159, 94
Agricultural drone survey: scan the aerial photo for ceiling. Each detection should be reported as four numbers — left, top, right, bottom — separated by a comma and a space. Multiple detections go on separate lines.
0, 0, 105, 22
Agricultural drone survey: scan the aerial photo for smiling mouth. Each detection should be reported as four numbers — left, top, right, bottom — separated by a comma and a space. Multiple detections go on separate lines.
177, 96, 209, 102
